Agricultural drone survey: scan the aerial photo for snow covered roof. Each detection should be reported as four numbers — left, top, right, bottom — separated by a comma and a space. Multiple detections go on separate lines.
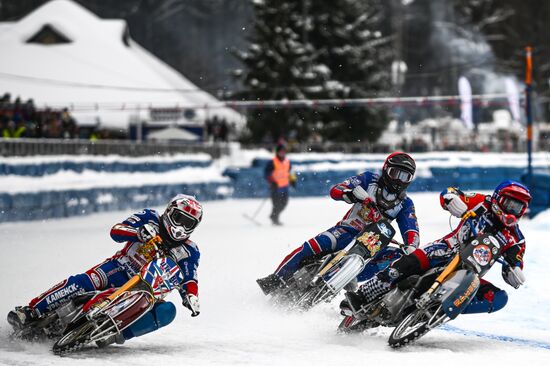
146, 127, 200, 141
0, 0, 243, 128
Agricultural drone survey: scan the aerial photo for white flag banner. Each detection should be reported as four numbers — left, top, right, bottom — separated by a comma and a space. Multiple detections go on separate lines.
458, 76, 474, 130
505, 77, 521, 124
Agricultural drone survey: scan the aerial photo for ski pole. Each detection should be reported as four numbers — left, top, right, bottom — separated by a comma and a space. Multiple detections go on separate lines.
250, 196, 269, 219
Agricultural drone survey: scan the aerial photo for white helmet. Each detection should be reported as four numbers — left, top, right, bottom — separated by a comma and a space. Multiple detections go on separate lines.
161, 194, 203, 242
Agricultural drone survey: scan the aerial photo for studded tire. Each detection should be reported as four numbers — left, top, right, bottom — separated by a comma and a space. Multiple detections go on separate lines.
52, 321, 96, 355
337, 315, 379, 334
388, 308, 432, 348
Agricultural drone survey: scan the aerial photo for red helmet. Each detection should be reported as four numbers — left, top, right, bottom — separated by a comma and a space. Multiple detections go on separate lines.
380, 152, 416, 194
490, 180, 531, 227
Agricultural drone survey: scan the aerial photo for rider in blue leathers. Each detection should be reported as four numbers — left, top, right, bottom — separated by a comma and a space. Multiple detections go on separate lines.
8, 194, 203, 345
257, 152, 421, 294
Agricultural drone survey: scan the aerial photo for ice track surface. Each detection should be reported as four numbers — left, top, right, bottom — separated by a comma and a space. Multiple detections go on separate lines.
1, 193, 550, 365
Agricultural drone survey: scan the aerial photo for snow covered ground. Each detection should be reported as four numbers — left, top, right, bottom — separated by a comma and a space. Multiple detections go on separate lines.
1, 193, 550, 365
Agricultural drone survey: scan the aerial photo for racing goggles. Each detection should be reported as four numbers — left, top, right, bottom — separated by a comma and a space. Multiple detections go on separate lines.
170, 209, 199, 231
499, 196, 527, 217
386, 167, 413, 183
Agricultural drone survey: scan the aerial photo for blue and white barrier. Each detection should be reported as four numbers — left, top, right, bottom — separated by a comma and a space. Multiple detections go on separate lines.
223, 165, 530, 198
1, 152, 549, 223
0, 154, 212, 177
0, 182, 231, 223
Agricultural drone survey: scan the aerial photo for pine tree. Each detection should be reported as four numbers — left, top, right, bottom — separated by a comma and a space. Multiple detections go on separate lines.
307, 0, 391, 142
233, 0, 329, 143
234, 0, 391, 143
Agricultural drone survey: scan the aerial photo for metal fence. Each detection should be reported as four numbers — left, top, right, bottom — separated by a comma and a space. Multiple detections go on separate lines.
0, 138, 230, 157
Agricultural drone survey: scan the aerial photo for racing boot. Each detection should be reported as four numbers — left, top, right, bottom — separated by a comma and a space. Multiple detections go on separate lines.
7, 306, 38, 330
96, 333, 126, 348
345, 276, 392, 315
257, 274, 285, 295
341, 291, 371, 316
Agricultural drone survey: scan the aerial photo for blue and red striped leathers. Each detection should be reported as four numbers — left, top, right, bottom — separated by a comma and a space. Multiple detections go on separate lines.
28, 209, 200, 338
361, 188, 527, 314
274, 171, 419, 281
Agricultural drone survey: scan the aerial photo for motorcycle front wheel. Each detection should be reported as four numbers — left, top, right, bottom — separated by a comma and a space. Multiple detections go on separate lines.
388, 304, 447, 348
52, 321, 96, 355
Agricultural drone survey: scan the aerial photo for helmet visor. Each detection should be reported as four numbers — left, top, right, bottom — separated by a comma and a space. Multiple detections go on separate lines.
170, 210, 199, 231
386, 167, 413, 183
500, 196, 526, 217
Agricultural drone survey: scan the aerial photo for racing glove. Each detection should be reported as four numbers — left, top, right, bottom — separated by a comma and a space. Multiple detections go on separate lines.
442, 192, 467, 217
137, 223, 158, 243
182, 294, 200, 317
342, 186, 372, 205
502, 265, 525, 289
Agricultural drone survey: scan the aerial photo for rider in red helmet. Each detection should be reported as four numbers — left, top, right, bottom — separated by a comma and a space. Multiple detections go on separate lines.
489, 181, 531, 227
8, 194, 203, 345
343, 180, 531, 316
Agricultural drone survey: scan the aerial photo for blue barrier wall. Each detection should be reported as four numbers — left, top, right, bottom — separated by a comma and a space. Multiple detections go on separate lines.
2, 155, 549, 223
523, 172, 550, 217
224, 164, 529, 199
0, 182, 230, 223
0, 159, 211, 177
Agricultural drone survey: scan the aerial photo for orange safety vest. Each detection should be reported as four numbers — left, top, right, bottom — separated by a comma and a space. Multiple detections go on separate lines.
271, 157, 290, 188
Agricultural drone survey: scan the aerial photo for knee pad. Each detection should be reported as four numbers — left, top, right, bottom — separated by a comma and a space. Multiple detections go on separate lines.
154, 301, 177, 328
380, 253, 424, 282
462, 289, 508, 314
122, 301, 176, 340
85, 268, 108, 290
489, 290, 508, 313
315, 233, 335, 252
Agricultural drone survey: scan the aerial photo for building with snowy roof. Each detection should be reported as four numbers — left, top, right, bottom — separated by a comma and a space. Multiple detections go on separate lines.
0, 0, 243, 138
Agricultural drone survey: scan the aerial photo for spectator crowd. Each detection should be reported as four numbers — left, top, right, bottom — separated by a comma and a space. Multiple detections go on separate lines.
0, 93, 82, 139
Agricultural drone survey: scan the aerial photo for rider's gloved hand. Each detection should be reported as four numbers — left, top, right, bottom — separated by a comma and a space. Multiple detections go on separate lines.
342, 186, 372, 205
182, 294, 200, 317
137, 223, 158, 243
342, 189, 359, 204
502, 265, 525, 289
442, 193, 467, 217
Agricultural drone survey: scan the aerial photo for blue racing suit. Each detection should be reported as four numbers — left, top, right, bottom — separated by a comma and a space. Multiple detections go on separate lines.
274, 171, 419, 282
29, 209, 200, 339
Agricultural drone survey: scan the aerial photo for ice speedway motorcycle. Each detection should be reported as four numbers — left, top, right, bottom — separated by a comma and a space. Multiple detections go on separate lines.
339, 211, 508, 348
9, 236, 185, 355
266, 203, 406, 311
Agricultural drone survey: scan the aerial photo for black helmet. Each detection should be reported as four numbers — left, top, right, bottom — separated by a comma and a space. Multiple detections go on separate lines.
380, 152, 416, 195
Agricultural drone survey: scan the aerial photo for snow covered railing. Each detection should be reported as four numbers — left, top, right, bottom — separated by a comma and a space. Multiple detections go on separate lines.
0, 138, 230, 158
0, 154, 212, 176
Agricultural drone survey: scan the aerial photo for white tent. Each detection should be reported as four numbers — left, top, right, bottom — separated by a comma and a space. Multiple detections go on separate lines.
0, 0, 243, 129
146, 126, 200, 141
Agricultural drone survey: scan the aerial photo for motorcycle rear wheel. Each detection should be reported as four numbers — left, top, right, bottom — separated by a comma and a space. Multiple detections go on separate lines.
337, 315, 379, 334
294, 284, 333, 310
